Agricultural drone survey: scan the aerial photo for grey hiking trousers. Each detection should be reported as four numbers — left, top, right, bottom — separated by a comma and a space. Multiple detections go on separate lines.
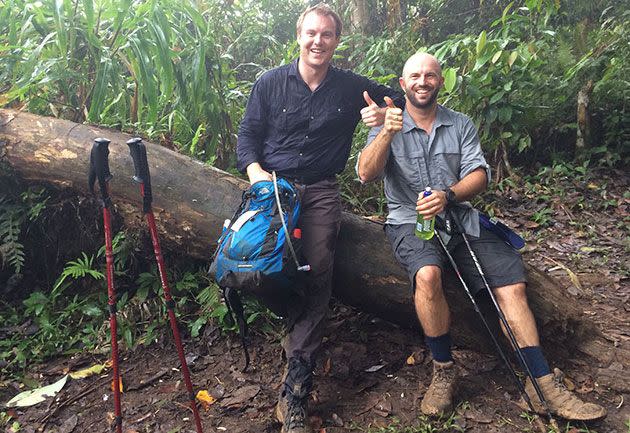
282, 177, 341, 366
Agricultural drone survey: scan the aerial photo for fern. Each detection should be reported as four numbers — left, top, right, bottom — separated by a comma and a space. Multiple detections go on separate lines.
53, 252, 104, 291
0, 188, 48, 274
0, 199, 26, 274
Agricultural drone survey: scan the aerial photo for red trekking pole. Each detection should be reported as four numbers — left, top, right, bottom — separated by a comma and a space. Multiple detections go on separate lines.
88, 138, 123, 433
126, 137, 203, 433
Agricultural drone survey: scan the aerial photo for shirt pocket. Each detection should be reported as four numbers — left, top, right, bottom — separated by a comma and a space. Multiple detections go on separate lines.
272, 105, 306, 134
433, 141, 461, 186
390, 144, 424, 187
322, 102, 354, 130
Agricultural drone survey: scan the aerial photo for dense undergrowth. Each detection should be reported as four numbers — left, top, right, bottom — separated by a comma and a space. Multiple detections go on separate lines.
0, 0, 628, 379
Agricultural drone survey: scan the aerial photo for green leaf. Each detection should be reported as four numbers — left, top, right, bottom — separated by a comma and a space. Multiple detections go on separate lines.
489, 91, 505, 105
486, 108, 498, 124
476, 30, 487, 55
518, 135, 532, 152
190, 317, 205, 338
87, 58, 112, 121
81, 304, 102, 317
498, 106, 512, 123
52, 0, 67, 55
508, 51, 518, 67
492, 50, 502, 64
82, 0, 94, 31
474, 51, 494, 71
135, 284, 149, 303
502, 2, 514, 26
123, 327, 133, 348
23, 292, 49, 316
443, 68, 457, 93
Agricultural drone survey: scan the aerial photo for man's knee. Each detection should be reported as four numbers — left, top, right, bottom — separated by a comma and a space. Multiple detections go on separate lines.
494, 282, 528, 306
414, 266, 443, 301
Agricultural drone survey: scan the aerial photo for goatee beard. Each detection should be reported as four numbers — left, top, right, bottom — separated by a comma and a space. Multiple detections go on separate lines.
406, 87, 439, 109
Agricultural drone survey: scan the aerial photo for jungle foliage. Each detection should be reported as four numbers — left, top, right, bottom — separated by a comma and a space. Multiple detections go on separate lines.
0, 0, 628, 375
0, 0, 627, 171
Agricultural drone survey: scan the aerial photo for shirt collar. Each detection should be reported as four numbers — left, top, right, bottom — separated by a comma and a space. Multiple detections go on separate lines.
289, 59, 334, 86
402, 104, 454, 133
289, 59, 299, 77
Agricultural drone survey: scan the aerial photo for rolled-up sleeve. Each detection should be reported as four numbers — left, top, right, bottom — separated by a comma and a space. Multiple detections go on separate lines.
459, 117, 491, 185
236, 77, 267, 173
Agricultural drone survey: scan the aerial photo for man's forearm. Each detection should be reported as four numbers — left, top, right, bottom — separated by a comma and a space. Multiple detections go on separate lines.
449, 168, 487, 203
357, 129, 395, 182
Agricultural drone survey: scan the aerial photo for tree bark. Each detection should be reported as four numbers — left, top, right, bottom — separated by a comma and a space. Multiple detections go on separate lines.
349, 0, 371, 35
1, 109, 627, 374
576, 79, 593, 159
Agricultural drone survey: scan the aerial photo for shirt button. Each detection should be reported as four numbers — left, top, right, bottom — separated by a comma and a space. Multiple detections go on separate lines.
305, 135, 309, 139
282, 108, 286, 112
310, 116, 314, 120
299, 153, 303, 156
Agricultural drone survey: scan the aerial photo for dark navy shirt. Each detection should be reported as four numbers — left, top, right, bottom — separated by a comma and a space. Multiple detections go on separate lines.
237, 60, 403, 184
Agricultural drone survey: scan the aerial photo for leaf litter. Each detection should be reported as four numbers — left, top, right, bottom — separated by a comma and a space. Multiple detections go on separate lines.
2, 167, 628, 432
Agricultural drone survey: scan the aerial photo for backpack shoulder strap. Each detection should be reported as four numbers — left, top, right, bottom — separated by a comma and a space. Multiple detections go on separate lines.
223, 285, 250, 371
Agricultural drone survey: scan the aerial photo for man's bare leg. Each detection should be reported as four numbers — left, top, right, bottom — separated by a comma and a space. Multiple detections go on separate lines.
414, 265, 458, 416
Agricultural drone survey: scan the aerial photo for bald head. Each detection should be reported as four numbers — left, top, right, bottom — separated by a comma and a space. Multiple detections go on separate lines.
402, 53, 442, 79
399, 52, 444, 110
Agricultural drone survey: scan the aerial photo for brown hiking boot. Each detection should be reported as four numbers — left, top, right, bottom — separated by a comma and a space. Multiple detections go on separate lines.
420, 360, 458, 416
521, 368, 607, 421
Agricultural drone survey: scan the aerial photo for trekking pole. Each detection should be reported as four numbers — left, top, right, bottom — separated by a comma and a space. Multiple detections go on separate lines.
455, 227, 560, 432
88, 138, 123, 433
433, 228, 550, 433
126, 137, 203, 433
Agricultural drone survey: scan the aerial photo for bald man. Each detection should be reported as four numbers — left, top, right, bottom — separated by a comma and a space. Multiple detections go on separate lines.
357, 53, 606, 421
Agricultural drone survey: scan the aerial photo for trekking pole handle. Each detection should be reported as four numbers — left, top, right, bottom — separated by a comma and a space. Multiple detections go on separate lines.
88, 138, 113, 209
126, 137, 153, 213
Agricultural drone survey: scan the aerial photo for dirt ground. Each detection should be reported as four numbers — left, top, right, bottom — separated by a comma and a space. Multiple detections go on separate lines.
4, 300, 628, 433
2, 167, 629, 433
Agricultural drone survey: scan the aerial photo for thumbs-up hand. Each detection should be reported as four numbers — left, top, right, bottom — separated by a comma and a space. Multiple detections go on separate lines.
383, 96, 403, 134
361, 91, 386, 127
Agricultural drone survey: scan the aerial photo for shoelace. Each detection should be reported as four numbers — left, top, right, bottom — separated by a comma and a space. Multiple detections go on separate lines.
286, 398, 306, 429
432, 367, 456, 396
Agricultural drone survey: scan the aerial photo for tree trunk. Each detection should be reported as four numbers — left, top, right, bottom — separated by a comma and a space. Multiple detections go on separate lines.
1, 109, 627, 374
386, 0, 402, 33
349, 0, 370, 35
576, 79, 594, 159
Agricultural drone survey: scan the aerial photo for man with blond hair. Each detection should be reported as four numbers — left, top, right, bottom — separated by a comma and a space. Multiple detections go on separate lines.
236, 3, 402, 432
357, 52, 606, 421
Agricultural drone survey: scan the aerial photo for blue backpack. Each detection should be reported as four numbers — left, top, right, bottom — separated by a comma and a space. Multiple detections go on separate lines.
209, 177, 309, 369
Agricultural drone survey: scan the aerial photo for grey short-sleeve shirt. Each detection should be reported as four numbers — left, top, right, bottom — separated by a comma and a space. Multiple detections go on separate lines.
361, 105, 491, 237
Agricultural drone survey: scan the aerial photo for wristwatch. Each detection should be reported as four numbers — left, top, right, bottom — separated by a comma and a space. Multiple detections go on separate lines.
444, 187, 457, 205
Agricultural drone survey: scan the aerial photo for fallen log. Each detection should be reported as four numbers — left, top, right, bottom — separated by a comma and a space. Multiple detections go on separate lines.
1, 109, 627, 374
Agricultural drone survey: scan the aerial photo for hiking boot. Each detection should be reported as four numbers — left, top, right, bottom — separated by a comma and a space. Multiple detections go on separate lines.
275, 357, 313, 433
420, 360, 458, 416
276, 392, 311, 433
521, 368, 607, 421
